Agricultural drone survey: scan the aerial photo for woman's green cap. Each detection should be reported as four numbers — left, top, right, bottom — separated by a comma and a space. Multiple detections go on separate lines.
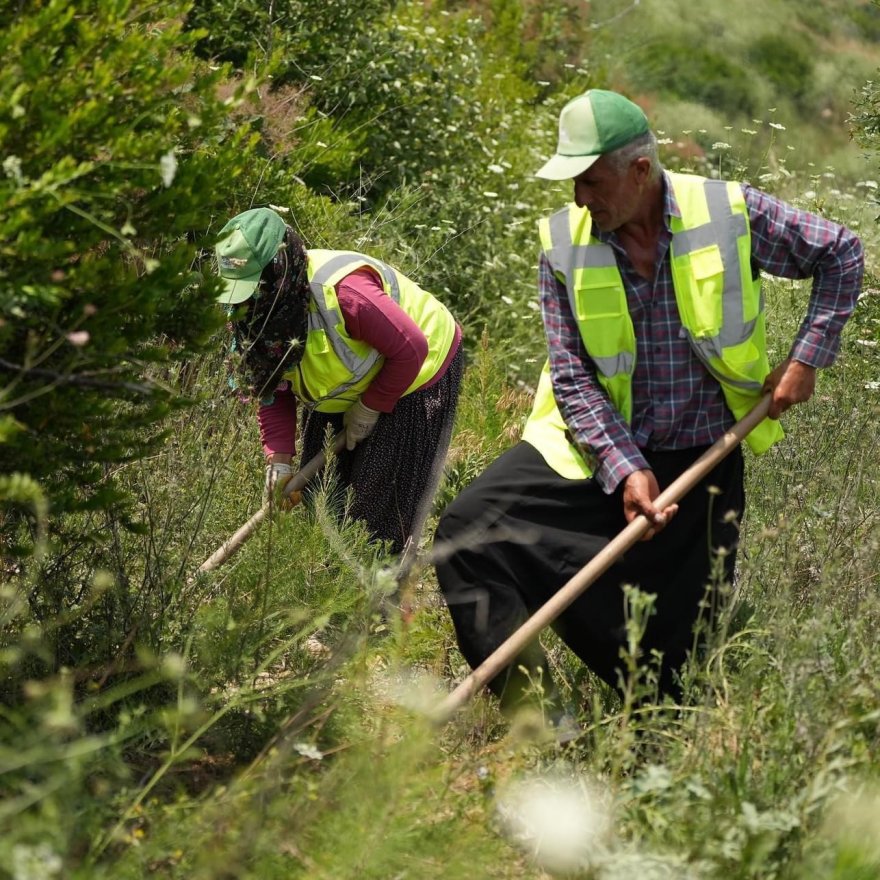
215, 208, 287, 305
535, 89, 650, 180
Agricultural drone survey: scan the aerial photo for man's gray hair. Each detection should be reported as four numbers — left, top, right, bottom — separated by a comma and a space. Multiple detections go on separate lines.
606, 131, 662, 181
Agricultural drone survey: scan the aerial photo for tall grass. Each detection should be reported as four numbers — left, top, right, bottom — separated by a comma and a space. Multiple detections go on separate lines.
4, 256, 879, 877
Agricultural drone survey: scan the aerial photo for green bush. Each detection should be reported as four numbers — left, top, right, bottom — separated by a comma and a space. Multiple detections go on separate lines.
634, 39, 759, 118
851, 77, 880, 148
0, 0, 259, 536
747, 32, 815, 107
185, 0, 395, 87
843, 0, 880, 41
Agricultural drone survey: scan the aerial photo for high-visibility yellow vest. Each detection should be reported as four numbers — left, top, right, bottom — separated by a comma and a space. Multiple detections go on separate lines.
522, 171, 784, 479
285, 250, 457, 413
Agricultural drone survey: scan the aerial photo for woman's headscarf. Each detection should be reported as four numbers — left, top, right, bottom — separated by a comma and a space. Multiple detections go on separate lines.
227, 227, 310, 401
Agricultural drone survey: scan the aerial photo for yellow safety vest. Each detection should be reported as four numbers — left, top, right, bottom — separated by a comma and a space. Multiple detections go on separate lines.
522, 171, 784, 479
285, 250, 457, 413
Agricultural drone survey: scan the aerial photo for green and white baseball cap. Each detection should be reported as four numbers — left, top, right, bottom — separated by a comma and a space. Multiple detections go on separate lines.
215, 207, 287, 305
535, 89, 650, 181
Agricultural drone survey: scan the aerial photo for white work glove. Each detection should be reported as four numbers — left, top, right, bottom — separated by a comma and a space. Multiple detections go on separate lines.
263, 461, 302, 510
342, 399, 380, 451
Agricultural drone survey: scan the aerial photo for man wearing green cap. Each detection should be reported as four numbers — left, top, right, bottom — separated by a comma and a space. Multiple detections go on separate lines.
215, 207, 463, 559
435, 89, 863, 727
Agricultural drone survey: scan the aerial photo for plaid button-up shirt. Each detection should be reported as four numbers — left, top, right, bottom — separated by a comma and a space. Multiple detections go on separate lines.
539, 172, 864, 493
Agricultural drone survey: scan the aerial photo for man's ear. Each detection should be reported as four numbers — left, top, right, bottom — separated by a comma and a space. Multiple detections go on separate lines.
632, 156, 652, 184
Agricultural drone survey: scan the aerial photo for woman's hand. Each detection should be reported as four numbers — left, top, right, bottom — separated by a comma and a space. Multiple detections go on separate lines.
264, 460, 302, 510
343, 399, 380, 450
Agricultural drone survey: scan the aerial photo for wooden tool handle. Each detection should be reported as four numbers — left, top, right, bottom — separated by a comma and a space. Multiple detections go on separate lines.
196, 433, 345, 574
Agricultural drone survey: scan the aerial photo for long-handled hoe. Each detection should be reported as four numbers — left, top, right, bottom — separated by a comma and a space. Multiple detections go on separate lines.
434, 394, 773, 723
195, 433, 346, 574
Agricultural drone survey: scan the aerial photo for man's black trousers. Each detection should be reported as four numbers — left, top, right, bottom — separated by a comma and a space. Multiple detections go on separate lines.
434, 441, 744, 707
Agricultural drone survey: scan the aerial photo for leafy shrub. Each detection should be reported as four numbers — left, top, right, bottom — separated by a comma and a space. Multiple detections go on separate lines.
0, 0, 259, 535
633, 39, 759, 118
851, 77, 880, 148
842, 0, 880, 41
747, 32, 815, 107
185, 0, 395, 87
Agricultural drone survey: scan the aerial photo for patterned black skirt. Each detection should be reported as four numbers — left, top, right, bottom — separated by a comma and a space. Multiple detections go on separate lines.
299, 344, 464, 556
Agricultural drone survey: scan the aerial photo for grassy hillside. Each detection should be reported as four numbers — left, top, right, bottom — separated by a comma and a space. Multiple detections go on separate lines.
583, 0, 880, 178
3, 1, 880, 878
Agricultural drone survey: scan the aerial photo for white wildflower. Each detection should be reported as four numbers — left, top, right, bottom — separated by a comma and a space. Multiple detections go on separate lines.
159, 150, 177, 187
822, 788, 880, 862
161, 652, 186, 679
294, 742, 323, 760
12, 843, 62, 880
376, 669, 447, 716
66, 331, 90, 347
496, 773, 611, 872
3, 155, 24, 184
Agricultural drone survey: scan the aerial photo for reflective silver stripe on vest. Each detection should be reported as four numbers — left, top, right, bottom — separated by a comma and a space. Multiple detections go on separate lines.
682, 333, 763, 392
671, 180, 756, 355
592, 351, 635, 379
547, 209, 617, 279
546, 209, 628, 378
304, 252, 402, 402
310, 253, 401, 303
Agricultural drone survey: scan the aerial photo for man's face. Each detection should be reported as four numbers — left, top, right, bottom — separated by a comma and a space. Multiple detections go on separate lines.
572, 154, 643, 232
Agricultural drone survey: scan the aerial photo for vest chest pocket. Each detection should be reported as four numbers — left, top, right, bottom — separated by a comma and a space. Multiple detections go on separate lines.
571, 279, 627, 321
681, 245, 725, 337
570, 278, 634, 365
307, 329, 331, 355
720, 337, 762, 384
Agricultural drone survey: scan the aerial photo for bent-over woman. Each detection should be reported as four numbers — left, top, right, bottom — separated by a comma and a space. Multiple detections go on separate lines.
215, 207, 463, 556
